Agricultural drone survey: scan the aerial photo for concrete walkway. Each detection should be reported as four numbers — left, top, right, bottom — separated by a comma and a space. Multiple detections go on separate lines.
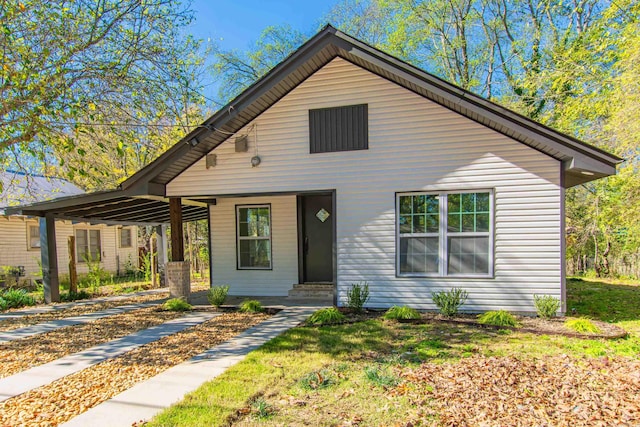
0, 288, 168, 320
0, 311, 219, 403
62, 306, 319, 427
0, 301, 163, 343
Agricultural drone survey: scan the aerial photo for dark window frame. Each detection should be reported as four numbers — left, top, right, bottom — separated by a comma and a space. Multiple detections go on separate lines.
235, 204, 273, 270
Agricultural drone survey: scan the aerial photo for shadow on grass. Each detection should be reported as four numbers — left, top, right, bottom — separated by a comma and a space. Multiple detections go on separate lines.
567, 278, 640, 322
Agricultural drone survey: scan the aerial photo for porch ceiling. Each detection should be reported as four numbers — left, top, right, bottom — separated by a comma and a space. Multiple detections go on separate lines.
4, 190, 211, 225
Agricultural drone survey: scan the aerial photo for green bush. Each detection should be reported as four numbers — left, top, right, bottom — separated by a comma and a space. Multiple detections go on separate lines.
0, 297, 8, 311
1, 288, 35, 310
61, 290, 91, 302
307, 307, 346, 325
162, 298, 192, 312
346, 282, 370, 313
478, 310, 519, 327
565, 318, 601, 334
431, 288, 468, 317
239, 299, 263, 313
533, 294, 560, 319
207, 285, 230, 308
383, 305, 421, 320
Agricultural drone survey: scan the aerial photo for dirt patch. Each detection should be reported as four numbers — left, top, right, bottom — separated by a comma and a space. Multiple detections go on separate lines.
0, 306, 183, 378
0, 293, 169, 332
0, 312, 269, 427
399, 355, 640, 426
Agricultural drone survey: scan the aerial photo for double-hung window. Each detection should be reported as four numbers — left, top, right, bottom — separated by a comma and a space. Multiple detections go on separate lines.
236, 205, 272, 269
397, 191, 493, 277
76, 229, 101, 262
28, 224, 40, 250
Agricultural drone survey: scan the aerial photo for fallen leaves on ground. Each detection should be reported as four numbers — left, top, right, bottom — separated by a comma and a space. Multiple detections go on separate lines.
399, 355, 640, 426
0, 312, 269, 427
0, 293, 168, 332
0, 306, 182, 378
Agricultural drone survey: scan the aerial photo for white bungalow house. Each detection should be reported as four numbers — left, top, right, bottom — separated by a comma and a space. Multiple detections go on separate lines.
0, 172, 138, 285
8, 26, 620, 311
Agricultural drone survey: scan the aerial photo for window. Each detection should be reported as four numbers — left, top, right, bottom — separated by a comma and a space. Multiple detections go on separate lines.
119, 228, 132, 248
309, 104, 368, 153
28, 224, 40, 250
76, 229, 101, 262
397, 191, 493, 277
236, 205, 272, 269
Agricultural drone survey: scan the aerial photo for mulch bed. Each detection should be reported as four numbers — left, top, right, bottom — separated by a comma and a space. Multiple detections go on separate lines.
0, 306, 183, 378
398, 355, 640, 426
0, 292, 169, 332
0, 311, 270, 427
400, 312, 628, 339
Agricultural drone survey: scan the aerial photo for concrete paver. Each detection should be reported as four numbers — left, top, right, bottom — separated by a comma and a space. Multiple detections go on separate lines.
0, 301, 162, 343
0, 311, 219, 403
61, 306, 319, 427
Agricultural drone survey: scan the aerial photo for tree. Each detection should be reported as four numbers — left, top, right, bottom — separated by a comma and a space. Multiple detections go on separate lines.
1, 0, 204, 151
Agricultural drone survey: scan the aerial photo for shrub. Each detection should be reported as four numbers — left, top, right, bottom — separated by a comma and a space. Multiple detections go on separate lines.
346, 282, 370, 313
364, 365, 399, 387
431, 288, 468, 317
533, 294, 560, 319
0, 297, 7, 311
61, 290, 91, 302
383, 306, 421, 320
207, 285, 230, 308
1, 288, 35, 309
299, 370, 334, 390
307, 307, 346, 325
239, 299, 263, 313
565, 318, 601, 334
162, 298, 192, 312
478, 310, 519, 327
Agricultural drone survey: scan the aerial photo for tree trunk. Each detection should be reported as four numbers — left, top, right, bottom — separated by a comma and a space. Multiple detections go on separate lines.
68, 236, 78, 294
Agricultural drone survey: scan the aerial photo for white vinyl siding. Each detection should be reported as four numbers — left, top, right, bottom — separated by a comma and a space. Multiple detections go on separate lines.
169, 58, 562, 312
210, 196, 297, 296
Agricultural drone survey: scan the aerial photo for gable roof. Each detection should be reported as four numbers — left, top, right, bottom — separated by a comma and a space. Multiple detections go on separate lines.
0, 171, 84, 214
120, 24, 620, 193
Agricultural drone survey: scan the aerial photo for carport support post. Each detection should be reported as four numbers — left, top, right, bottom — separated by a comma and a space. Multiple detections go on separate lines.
39, 214, 60, 303
167, 198, 190, 301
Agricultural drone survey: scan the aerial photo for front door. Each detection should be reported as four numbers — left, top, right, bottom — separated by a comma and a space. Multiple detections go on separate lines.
300, 194, 333, 282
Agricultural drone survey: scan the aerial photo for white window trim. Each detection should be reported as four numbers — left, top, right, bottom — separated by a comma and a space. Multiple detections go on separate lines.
119, 227, 133, 248
27, 223, 40, 250
236, 204, 272, 270
75, 228, 102, 263
396, 190, 494, 278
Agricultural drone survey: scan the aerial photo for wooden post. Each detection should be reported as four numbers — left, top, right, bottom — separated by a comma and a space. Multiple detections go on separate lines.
169, 198, 184, 261
68, 236, 78, 294
187, 221, 194, 278
39, 215, 60, 303
150, 234, 158, 288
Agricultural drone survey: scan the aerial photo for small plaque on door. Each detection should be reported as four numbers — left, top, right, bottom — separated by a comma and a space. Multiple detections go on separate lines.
316, 208, 330, 223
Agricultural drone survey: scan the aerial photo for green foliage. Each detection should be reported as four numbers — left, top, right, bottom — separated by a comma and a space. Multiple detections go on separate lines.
61, 290, 91, 302
565, 318, 601, 334
251, 397, 274, 420
346, 282, 370, 313
534, 295, 561, 319
0, 288, 35, 310
162, 298, 192, 312
140, 251, 154, 283
83, 253, 108, 294
239, 300, 263, 313
307, 307, 347, 326
207, 285, 229, 308
431, 288, 468, 317
478, 310, 519, 327
364, 365, 400, 387
383, 306, 421, 320
298, 370, 335, 390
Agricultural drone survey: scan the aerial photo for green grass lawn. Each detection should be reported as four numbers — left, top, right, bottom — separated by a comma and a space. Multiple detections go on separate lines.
148, 278, 640, 426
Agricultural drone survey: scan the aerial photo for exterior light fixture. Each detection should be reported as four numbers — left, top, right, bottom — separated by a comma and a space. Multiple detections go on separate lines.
188, 136, 200, 147
251, 156, 261, 167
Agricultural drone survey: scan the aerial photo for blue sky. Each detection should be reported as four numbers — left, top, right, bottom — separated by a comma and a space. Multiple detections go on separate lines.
188, 0, 339, 51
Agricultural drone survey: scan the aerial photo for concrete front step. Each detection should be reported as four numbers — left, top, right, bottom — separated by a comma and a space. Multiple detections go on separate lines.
292, 283, 334, 290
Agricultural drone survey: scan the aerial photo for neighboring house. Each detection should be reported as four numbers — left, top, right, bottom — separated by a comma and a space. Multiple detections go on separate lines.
0, 172, 138, 284
7, 26, 620, 311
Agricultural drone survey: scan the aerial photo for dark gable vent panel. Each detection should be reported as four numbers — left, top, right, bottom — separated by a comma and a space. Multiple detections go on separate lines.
309, 104, 368, 153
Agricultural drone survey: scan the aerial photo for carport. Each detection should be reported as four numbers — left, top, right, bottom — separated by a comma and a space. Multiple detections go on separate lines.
6, 188, 214, 303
